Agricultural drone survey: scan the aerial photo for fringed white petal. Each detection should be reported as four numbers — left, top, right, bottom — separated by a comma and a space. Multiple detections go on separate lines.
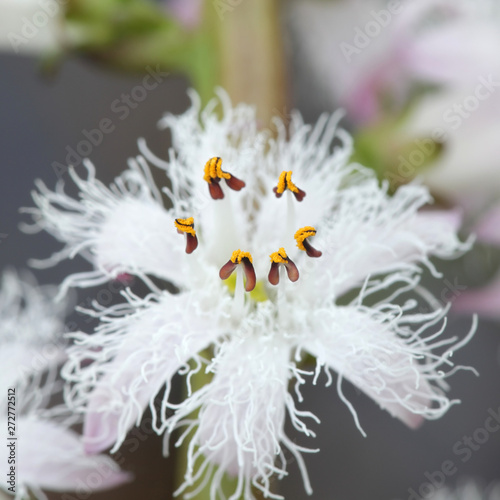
312, 180, 471, 300
22, 159, 186, 293
170, 333, 318, 500
304, 303, 476, 433
93, 196, 186, 284
63, 289, 229, 454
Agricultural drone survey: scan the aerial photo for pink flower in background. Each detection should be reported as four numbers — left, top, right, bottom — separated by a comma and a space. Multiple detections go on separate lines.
163, 0, 203, 28
291, 0, 500, 123
290, 0, 500, 206
0, 270, 130, 500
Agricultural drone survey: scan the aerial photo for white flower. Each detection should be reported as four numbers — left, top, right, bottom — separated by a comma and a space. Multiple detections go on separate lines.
0, 270, 130, 500
0, 0, 63, 55
26, 90, 475, 499
0, 269, 66, 393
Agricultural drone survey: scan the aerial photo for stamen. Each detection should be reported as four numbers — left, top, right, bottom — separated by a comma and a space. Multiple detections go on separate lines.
273, 171, 306, 202
268, 248, 299, 285
174, 217, 198, 254
294, 227, 322, 258
203, 157, 246, 200
219, 250, 256, 292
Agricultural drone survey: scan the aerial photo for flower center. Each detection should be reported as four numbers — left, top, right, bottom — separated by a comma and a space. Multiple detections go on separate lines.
175, 158, 323, 304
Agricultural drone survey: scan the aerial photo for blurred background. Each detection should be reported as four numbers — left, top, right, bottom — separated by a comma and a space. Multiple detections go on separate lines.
1, 0, 500, 499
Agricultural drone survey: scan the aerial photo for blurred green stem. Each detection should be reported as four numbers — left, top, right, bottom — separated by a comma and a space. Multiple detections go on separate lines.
214, 0, 288, 125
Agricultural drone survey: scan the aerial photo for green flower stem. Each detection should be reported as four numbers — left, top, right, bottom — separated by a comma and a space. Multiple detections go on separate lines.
213, 0, 288, 125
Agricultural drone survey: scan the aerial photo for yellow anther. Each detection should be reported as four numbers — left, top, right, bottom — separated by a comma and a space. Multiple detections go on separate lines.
174, 217, 196, 236
274, 171, 306, 201
294, 226, 322, 258
203, 157, 245, 200
276, 171, 300, 195
221, 249, 256, 292
285, 171, 299, 194
275, 171, 288, 195
268, 247, 299, 285
294, 227, 317, 251
203, 157, 231, 183
230, 249, 253, 264
270, 248, 289, 264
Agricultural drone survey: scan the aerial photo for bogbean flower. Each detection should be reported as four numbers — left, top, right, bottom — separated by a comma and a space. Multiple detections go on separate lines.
0, 270, 130, 500
25, 90, 475, 499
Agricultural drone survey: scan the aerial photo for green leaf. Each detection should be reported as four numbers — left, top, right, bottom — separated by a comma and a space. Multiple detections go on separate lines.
352, 117, 445, 193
